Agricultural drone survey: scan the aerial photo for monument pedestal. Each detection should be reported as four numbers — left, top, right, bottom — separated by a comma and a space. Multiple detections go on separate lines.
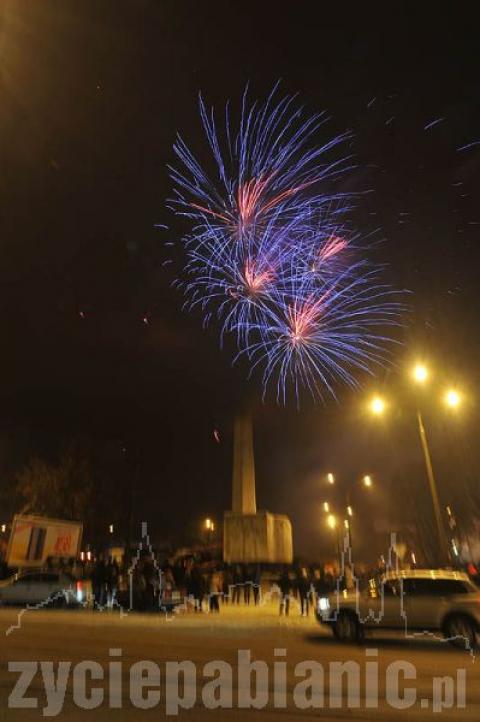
223, 510, 293, 564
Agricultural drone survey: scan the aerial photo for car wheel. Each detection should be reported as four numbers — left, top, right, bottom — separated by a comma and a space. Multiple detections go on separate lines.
444, 615, 479, 650
333, 611, 361, 643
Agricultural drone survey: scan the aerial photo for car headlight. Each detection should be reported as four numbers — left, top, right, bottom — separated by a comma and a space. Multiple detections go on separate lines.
318, 596, 330, 612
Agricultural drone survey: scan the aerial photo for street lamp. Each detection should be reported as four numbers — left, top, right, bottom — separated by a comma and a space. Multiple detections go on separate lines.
370, 396, 385, 415
109, 524, 114, 534
322, 472, 376, 556
327, 514, 337, 529
410, 364, 452, 566
413, 364, 429, 384
370, 363, 460, 566
326, 514, 341, 564
445, 389, 461, 409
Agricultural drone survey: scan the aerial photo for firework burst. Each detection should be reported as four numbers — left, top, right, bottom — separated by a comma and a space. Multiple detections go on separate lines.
168, 86, 404, 403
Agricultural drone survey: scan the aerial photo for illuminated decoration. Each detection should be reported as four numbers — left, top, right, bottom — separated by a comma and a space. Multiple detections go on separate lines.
168, 85, 404, 402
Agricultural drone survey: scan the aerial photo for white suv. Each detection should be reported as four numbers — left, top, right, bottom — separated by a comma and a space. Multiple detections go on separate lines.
316, 569, 480, 648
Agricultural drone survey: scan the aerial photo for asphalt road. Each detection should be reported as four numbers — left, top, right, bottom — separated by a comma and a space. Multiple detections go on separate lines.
0, 601, 478, 721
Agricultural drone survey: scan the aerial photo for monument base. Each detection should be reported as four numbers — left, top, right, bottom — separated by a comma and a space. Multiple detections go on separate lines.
223, 510, 293, 564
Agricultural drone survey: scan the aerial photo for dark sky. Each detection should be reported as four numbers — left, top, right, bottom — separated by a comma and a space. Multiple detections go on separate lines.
1, 1, 479, 558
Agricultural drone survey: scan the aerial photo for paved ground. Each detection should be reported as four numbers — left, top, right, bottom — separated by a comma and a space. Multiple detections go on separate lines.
0, 601, 478, 721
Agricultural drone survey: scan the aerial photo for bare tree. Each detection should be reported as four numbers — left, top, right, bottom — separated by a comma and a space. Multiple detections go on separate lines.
16, 443, 93, 521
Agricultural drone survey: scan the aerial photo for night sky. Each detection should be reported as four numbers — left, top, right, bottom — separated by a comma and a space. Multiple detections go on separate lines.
1, 1, 479, 558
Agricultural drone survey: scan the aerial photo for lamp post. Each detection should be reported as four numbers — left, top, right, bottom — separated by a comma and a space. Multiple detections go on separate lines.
322, 473, 374, 556
412, 365, 451, 567
327, 514, 341, 561
369, 365, 463, 567
415, 407, 450, 566
204, 518, 215, 545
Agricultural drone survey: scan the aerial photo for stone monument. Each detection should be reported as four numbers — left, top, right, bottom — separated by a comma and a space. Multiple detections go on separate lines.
223, 411, 293, 564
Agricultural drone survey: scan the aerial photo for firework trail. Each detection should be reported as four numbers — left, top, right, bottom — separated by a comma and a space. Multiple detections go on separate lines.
168, 86, 404, 403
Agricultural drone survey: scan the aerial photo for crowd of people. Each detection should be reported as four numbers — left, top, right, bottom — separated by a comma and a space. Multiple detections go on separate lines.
82, 556, 362, 615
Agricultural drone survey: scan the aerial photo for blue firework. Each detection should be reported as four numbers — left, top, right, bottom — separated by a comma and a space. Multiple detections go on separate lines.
168, 86, 404, 402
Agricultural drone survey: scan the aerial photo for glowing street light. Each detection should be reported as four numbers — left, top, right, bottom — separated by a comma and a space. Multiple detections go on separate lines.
323, 501, 330, 513
347, 505, 353, 517
370, 396, 385, 415
363, 474, 373, 488
445, 389, 461, 409
327, 472, 335, 485
109, 524, 114, 534
413, 364, 428, 384
1, 524, 6, 533
205, 518, 213, 531
369, 362, 457, 566
327, 514, 337, 530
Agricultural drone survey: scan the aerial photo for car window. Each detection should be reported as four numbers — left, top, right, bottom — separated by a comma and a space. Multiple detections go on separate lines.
18, 573, 59, 584
403, 579, 433, 596
403, 578, 470, 596
14, 577, 30, 585
432, 580, 470, 595
382, 580, 400, 597
18, 574, 42, 583
39, 573, 60, 583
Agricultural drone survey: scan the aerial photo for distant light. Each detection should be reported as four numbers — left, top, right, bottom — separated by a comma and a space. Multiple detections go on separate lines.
411, 552, 417, 566
370, 396, 385, 415
344, 519, 350, 530
327, 472, 335, 485
323, 502, 330, 513
413, 364, 428, 383
205, 518, 212, 530
327, 514, 337, 529
109, 524, 114, 534
1, 524, 6, 533
445, 389, 461, 408
347, 505, 353, 517
363, 474, 373, 488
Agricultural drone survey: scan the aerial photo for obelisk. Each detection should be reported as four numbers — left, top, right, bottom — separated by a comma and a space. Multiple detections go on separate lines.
223, 411, 293, 564
232, 411, 256, 514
